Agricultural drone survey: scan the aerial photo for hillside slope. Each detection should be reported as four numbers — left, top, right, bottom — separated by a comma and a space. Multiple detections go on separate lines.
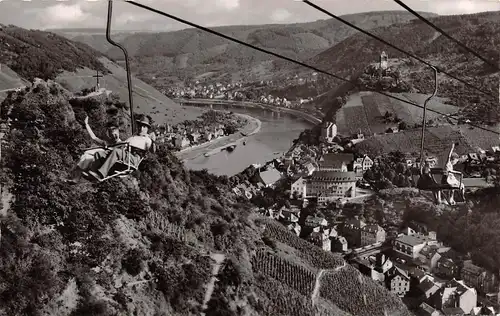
58, 11, 437, 87
334, 91, 457, 136
56, 57, 201, 125
301, 11, 500, 124
0, 24, 201, 125
0, 79, 413, 316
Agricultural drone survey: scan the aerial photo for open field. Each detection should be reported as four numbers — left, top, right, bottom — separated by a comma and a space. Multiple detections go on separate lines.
457, 124, 500, 151
335, 91, 458, 136
0, 64, 28, 91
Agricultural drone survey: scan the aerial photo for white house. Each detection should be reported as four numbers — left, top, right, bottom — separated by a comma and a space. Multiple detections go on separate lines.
320, 121, 337, 143
290, 177, 307, 199
353, 155, 374, 176
393, 233, 438, 260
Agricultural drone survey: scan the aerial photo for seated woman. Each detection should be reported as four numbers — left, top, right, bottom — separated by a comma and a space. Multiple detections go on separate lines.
441, 143, 465, 205
419, 160, 441, 203
67, 116, 122, 183
88, 116, 156, 181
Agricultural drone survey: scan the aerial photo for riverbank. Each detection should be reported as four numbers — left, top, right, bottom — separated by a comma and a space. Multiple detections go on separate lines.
175, 113, 261, 161
174, 98, 322, 125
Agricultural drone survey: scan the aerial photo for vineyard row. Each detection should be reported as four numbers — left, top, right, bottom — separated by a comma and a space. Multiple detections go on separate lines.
260, 219, 344, 269
252, 250, 315, 296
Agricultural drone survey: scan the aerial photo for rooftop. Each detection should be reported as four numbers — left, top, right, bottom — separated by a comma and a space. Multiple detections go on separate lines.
344, 218, 366, 229
389, 266, 410, 280
396, 234, 432, 247
259, 168, 282, 186
420, 302, 438, 315
462, 260, 485, 275
305, 215, 327, 226
309, 171, 357, 182
442, 307, 465, 316
361, 224, 384, 233
418, 278, 440, 294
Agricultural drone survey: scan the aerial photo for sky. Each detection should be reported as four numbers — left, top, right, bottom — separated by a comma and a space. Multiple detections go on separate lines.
0, 0, 499, 31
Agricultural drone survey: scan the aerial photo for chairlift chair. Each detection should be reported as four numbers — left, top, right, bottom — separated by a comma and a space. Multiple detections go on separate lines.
416, 66, 465, 204
79, 0, 146, 184
83, 142, 146, 182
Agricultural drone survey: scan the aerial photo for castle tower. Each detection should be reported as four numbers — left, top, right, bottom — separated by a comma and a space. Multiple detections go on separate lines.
380, 51, 388, 71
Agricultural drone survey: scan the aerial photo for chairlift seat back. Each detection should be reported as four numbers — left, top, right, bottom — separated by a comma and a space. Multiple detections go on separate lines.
417, 167, 463, 190
98, 144, 146, 182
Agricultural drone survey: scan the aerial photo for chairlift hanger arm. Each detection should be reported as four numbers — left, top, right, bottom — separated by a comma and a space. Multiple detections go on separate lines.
419, 66, 438, 173
106, 0, 135, 135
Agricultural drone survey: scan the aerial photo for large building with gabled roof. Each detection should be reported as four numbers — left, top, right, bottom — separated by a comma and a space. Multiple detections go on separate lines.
317, 153, 354, 172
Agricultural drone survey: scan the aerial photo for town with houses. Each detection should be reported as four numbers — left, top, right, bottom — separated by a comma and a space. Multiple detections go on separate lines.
162, 74, 317, 109
222, 119, 500, 316
153, 111, 243, 150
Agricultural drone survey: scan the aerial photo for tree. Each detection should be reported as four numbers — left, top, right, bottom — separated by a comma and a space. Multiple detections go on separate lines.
398, 121, 408, 130
364, 169, 375, 181
395, 162, 407, 174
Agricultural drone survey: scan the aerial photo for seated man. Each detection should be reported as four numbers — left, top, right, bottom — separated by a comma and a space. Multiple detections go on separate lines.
88, 116, 156, 180
67, 116, 122, 183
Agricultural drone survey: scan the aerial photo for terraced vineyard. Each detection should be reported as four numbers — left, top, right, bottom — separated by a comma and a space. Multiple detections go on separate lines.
252, 249, 316, 296
339, 106, 372, 135
254, 275, 317, 316
319, 265, 412, 316
361, 94, 386, 134
335, 92, 459, 136
458, 124, 500, 150
139, 211, 197, 245
257, 218, 344, 269
356, 125, 475, 162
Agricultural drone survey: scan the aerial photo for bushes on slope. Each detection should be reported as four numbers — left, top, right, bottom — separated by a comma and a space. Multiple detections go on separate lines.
0, 78, 261, 315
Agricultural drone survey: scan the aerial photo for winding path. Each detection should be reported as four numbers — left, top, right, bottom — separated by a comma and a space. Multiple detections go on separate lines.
201, 253, 226, 314
311, 269, 325, 306
311, 262, 347, 307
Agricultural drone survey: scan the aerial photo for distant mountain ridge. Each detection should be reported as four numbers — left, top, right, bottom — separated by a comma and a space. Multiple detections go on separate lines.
301, 10, 500, 124
55, 11, 438, 86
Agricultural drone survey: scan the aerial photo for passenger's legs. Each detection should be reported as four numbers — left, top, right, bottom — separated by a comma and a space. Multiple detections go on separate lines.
95, 147, 126, 178
68, 151, 101, 183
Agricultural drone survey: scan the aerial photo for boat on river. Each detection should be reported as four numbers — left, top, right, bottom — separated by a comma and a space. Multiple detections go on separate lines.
224, 144, 237, 152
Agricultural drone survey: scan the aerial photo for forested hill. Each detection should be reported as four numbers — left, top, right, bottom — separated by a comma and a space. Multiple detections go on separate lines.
0, 24, 109, 82
299, 11, 500, 123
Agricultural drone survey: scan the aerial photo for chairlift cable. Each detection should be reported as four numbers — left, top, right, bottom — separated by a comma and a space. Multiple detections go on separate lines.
123, 0, 500, 136
302, 0, 497, 99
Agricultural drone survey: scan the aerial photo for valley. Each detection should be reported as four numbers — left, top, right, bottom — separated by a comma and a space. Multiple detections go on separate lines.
1, 4, 500, 316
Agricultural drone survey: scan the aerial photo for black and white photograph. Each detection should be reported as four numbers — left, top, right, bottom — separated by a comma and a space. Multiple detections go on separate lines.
0, 0, 500, 315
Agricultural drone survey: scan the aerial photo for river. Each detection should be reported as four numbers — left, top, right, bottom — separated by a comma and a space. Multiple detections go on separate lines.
181, 104, 314, 176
